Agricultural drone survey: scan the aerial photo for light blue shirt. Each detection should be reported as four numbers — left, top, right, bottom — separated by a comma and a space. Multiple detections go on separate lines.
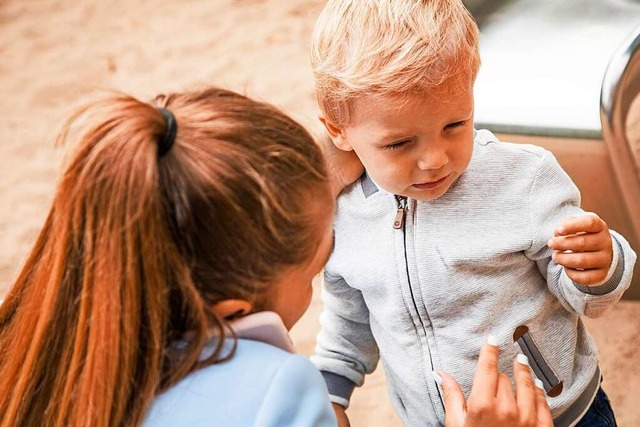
143, 338, 337, 426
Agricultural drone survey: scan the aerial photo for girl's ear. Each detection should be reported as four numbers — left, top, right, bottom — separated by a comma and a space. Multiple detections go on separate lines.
319, 115, 354, 152
213, 299, 253, 320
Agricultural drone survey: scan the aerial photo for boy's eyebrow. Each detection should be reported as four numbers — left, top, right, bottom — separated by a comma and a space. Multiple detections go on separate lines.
373, 109, 474, 144
462, 110, 474, 119
375, 132, 412, 143
448, 109, 474, 122
373, 125, 424, 142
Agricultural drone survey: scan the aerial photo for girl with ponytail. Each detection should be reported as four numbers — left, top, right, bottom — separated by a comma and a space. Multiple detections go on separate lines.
0, 87, 339, 426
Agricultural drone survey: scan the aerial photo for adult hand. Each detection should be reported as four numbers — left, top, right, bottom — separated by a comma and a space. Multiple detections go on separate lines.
548, 213, 613, 285
331, 403, 351, 427
318, 132, 364, 198
438, 340, 553, 427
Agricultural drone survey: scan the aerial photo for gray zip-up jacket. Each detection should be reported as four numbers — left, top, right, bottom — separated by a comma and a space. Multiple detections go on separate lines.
312, 130, 636, 426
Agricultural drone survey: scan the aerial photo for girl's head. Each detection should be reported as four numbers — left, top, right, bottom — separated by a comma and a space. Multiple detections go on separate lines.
0, 87, 332, 426
141, 88, 333, 327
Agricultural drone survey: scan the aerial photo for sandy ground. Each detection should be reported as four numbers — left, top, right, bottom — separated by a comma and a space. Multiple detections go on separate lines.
1, 0, 639, 425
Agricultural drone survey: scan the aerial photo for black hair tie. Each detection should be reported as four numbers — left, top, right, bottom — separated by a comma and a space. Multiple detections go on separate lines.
157, 108, 177, 157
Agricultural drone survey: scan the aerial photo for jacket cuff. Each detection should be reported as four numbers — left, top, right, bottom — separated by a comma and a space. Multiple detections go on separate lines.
321, 371, 357, 408
573, 236, 623, 295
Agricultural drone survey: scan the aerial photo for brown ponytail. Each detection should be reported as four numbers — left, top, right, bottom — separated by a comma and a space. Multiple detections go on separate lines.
0, 87, 330, 426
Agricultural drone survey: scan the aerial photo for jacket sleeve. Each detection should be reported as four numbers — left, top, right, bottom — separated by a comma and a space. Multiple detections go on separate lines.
255, 354, 337, 427
310, 270, 380, 408
524, 150, 637, 317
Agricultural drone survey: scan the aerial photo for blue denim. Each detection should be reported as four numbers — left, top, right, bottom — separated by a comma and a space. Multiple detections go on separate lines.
575, 387, 617, 427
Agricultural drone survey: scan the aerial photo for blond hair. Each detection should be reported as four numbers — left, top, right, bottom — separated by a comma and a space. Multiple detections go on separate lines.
311, 0, 481, 124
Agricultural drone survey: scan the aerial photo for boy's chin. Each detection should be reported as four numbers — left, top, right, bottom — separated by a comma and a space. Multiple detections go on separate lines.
409, 193, 446, 202
402, 185, 452, 201
378, 180, 452, 201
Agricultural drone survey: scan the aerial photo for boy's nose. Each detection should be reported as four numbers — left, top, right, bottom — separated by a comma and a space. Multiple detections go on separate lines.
417, 150, 448, 170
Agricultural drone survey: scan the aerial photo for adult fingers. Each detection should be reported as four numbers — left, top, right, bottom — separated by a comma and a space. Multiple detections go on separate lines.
535, 379, 554, 427
319, 132, 364, 197
555, 213, 606, 236
469, 337, 500, 403
513, 355, 537, 425
495, 372, 517, 415
437, 371, 467, 427
552, 250, 611, 270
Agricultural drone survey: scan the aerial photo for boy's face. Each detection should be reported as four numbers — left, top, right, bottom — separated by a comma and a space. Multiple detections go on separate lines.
324, 84, 475, 201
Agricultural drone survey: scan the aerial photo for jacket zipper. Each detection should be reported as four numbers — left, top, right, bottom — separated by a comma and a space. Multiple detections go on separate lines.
393, 195, 446, 418
393, 196, 407, 229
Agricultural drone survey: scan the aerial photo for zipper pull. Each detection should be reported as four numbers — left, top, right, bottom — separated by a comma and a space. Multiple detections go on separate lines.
393, 197, 407, 229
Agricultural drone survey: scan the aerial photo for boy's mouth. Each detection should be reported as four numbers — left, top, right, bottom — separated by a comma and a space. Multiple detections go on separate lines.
412, 174, 450, 190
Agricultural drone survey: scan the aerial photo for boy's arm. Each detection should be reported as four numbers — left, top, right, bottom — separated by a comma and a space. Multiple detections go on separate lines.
311, 270, 380, 409
524, 150, 637, 317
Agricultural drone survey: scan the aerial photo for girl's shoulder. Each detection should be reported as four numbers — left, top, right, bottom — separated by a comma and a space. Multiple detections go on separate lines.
143, 339, 335, 426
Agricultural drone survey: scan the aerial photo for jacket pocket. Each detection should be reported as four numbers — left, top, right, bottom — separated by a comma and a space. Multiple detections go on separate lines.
513, 325, 564, 397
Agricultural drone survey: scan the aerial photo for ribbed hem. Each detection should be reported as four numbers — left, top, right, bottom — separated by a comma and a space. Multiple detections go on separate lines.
573, 238, 623, 295
554, 366, 601, 427
328, 395, 350, 408
320, 371, 357, 408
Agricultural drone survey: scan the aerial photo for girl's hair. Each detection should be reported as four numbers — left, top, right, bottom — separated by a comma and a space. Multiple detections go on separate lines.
0, 87, 330, 426
311, 0, 481, 125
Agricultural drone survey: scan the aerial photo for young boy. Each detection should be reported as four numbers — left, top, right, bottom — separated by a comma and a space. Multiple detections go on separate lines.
309, 1, 637, 426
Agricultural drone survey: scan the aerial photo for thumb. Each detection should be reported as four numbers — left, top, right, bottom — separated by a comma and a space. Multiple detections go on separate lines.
436, 371, 467, 427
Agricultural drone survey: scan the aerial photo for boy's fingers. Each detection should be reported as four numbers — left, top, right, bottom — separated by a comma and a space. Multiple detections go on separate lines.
548, 232, 610, 252
562, 267, 609, 286
331, 403, 351, 427
535, 381, 554, 427
513, 355, 537, 425
552, 250, 612, 270
469, 339, 500, 402
437, 371, 467, 427
555, 214, 605, 236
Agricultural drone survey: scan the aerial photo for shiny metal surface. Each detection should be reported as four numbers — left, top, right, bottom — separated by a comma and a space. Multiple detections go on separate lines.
600, 25, 640, 283
471, 0, 640, 137
601, 25, 640, 193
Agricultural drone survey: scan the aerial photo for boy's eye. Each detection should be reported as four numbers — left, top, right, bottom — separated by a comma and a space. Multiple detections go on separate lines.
445, 121, 466, 130
383, 140, 409, 151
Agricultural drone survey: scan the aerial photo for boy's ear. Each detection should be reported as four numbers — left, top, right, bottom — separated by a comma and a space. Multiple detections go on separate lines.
319, 115, 353, 151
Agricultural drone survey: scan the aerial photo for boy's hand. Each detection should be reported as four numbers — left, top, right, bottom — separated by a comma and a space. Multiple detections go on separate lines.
547, 213, 613, 285
332, 403, 351, 427
319, 133, 364, 198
